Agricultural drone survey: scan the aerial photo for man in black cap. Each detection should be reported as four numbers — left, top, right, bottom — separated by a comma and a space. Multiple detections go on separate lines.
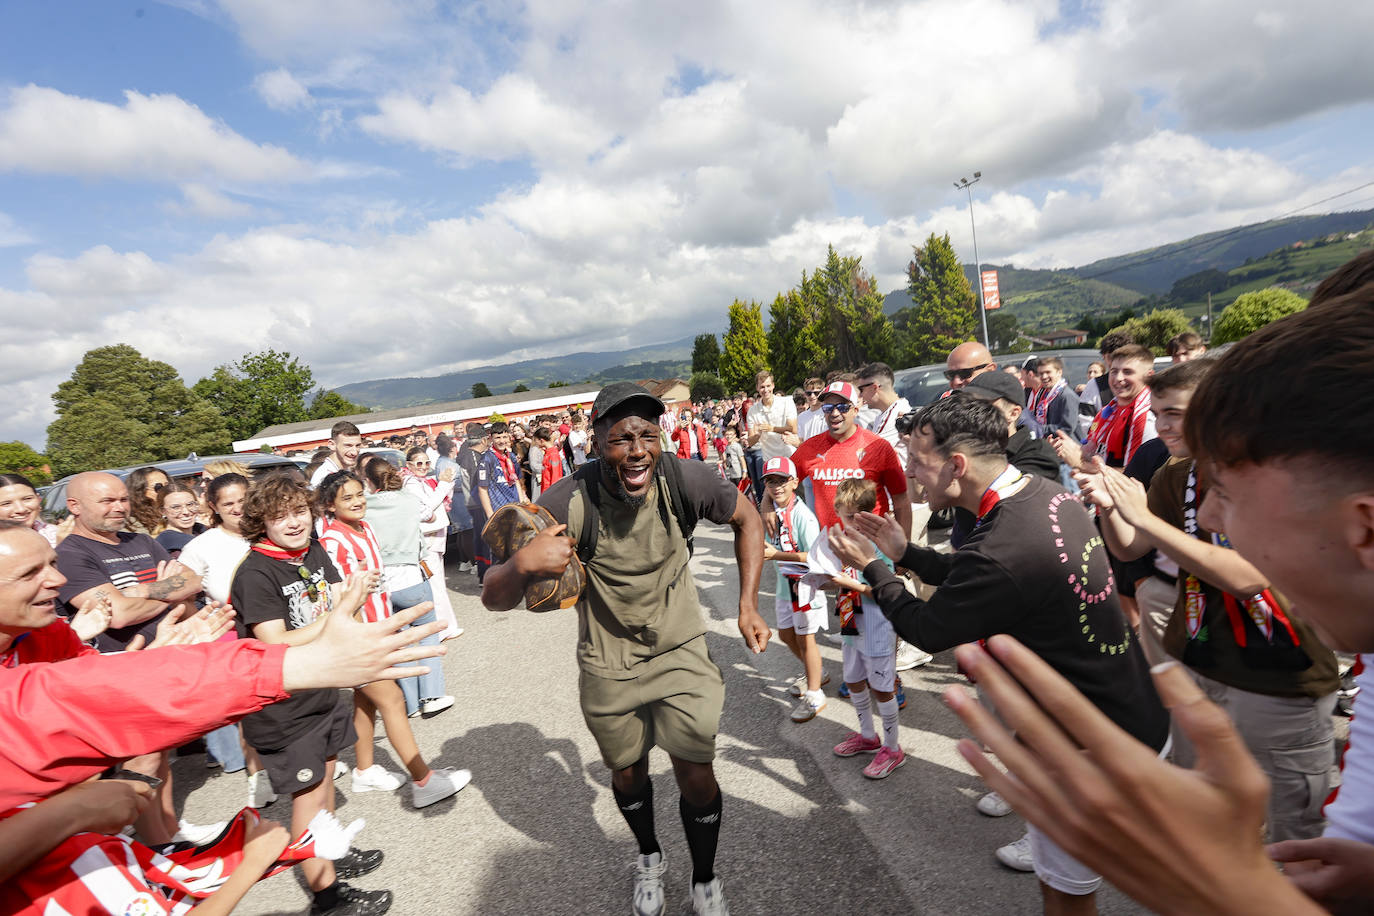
482, 382, 767, 916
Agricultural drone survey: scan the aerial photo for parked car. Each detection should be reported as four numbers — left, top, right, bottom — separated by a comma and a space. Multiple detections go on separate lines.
41, 453, 299, 522
893, 347, 1108, 408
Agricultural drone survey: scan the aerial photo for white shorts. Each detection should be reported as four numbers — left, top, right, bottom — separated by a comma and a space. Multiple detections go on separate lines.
774, 577, 828, 635
841, 640, 895, 693
1028, 735, 1171, 895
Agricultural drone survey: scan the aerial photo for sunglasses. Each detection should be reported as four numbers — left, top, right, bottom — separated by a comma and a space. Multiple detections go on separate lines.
820, 402, 854, 415
804, 390, 822, 397
943, 363, 991, 382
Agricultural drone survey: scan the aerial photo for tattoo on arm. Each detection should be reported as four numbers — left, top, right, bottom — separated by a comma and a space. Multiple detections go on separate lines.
145, 575, 187, 600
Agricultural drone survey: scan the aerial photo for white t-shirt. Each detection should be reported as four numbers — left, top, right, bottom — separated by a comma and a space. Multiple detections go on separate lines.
568, 428, 589, 466
310, 456, 341, 489
869, 397, 912, 467
747, 396, 798, 460
177, 527, 251, 605
797, 407, 826, 441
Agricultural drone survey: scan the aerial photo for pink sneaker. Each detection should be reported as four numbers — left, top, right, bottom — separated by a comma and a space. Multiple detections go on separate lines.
862, 746, 906, 779
833, 731, 883, 757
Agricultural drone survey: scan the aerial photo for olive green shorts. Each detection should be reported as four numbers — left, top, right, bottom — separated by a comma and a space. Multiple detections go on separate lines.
579, 635, 725, 771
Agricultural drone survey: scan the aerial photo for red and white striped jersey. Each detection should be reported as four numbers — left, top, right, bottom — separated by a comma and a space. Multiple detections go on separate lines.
318, 518, 391, 622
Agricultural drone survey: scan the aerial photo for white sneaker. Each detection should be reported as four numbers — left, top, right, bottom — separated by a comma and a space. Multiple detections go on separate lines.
787, 672, 830, 697
632, 850, 667, 916
170, 819, 227, 846
334, 760, 350, 779
247, 770, 277, 808
412, 766, 472, 808
789, 694, 826, 723
894, 641, 933, 671
351, 764, 404, 793
995, 834, 1035, 872
690, 877, 730, 916
977, 791, 1013, 817
421, 696, 455, 716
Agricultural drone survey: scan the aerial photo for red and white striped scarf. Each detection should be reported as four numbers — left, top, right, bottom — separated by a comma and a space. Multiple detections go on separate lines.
1085, 388, 1152, 466
1033, 379, 1066, 426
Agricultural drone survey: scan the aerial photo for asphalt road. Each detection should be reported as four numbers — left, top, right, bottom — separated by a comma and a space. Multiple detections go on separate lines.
180, 524, 1154, 916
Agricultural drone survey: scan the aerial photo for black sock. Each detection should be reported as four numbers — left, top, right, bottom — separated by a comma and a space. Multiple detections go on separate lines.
313, 882, 339, 909
679, 791, 722, 885
613, 778, 661, 856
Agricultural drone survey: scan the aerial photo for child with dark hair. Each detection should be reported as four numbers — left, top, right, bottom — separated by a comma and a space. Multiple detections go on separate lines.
230, 474, 391, 915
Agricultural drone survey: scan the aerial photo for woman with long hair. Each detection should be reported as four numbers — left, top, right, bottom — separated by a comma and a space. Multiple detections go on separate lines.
316, 470, 468, 809
125, 466, 170, 534
153, 482, 207, 557
0, 473, 68, 546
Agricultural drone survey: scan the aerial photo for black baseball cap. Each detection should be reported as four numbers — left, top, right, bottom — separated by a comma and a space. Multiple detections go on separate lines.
964, 371, 1026, 408
589, 382, 665, 427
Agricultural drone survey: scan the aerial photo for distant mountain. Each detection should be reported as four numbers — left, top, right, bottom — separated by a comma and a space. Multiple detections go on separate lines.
883, 208, 1374, 333
334, 336, 695, 409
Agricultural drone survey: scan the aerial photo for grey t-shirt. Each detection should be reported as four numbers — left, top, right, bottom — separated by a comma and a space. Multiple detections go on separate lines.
538, 457, 738, 679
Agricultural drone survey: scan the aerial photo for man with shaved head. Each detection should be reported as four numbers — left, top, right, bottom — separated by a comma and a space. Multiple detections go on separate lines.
944, 341, 995, 391
55, 471, 209, 846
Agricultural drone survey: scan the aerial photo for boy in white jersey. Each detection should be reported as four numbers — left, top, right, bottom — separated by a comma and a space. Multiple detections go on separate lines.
827, 478, 904, 779
760, 457, 829, 722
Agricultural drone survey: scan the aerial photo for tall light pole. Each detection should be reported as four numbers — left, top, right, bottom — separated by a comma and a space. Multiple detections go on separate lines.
954, 172, 990, 349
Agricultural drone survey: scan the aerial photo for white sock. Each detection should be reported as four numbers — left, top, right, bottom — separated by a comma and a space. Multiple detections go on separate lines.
803, 688, 825, 707
850, 686, 874, 738
877, 697, 900, 750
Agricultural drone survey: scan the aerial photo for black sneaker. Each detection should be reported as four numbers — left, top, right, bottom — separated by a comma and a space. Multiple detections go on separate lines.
310, 882, 393, 915
334, 847, 384, 879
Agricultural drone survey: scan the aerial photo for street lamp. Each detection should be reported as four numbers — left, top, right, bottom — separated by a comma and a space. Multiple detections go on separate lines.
954, 172, 990, 349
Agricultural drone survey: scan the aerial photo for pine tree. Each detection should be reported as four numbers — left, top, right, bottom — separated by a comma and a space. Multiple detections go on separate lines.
691, 334, 721, 376
719, 300, 769, 393
896, 233, 978, 365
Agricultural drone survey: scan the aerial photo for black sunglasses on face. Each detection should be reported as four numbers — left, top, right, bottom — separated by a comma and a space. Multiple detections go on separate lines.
804, 390, 822, 397
943, 363, 991, 382
820, 402, 854, 415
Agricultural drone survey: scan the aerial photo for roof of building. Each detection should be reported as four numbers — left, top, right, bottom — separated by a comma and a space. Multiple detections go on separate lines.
636, 378, 689, 399
1047, 328, 1089, 337
245, 382, 602, 441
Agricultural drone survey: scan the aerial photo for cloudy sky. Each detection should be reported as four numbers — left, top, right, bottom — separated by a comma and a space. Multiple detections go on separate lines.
3, 0, 1373, 448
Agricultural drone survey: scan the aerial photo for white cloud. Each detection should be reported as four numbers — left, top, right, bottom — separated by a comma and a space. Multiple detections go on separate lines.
253, 68, 312, 111
0, 212, 33, 247
359, 75, 611, 166
164, 184, 259, 220
0, 85, 312, 183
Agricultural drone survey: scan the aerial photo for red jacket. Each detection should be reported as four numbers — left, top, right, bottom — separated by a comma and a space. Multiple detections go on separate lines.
0, 638, 289, 809
672, 422, 708, 460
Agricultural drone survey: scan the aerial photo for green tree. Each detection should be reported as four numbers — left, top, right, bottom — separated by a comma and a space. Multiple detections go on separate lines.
804, 246, 894, 372
896, 233, 978, 365
688, 371, 725, 401
691, 334, 721, 376
1211, 287, 1308, 345
309, 390, 368, 420
766, 290, 829, 391
1101, 308, 1196, 355
987, 311, 1021, 353
48, 344, 230, 476
547, 380, 569, 388
719, 299, 769, 393
0, 441, 52, 485
1168, 268, 1230, 302
471, 382, 493, 399
512, 383, 531, 393
192, 349, 316, 441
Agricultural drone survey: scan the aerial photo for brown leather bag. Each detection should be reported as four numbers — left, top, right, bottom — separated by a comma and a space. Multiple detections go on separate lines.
481, 503, 586, 612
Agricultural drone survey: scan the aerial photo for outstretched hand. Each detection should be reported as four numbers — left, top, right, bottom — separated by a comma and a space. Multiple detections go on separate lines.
828, 525, 876, 571
1050, 431, 1084, 471
281, 599, 447, 692
847, 510, 907, 561
70, 594, 113, 642
943, 636, 1320, 916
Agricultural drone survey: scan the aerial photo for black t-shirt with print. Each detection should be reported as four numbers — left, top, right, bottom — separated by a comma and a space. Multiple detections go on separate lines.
231, 542, 343, 751
55, 531, 172, 652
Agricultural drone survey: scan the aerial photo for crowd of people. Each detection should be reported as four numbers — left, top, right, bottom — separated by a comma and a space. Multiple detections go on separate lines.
4, 250, 1373, 916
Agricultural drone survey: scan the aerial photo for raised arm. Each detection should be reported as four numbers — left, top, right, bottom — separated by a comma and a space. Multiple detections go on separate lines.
728, 491, 768, 653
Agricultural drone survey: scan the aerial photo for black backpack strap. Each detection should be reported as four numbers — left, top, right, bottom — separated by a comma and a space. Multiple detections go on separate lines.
656, 453, 698, 555
572, 461, 602, 565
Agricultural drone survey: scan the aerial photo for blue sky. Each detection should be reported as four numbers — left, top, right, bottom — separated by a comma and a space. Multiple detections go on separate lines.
2, 0, 1373, 448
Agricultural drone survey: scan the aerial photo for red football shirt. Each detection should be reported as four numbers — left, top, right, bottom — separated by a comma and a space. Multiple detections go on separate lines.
790, 427, 907, 528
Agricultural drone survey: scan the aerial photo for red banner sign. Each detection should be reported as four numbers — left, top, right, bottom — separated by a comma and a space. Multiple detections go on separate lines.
981, 270, 1001, 311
